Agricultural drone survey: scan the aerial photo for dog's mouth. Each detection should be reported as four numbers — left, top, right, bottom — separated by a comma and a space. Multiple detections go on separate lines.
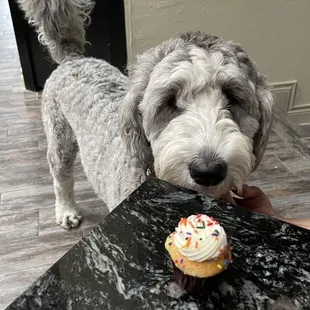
146, 165, 244, 205
220, 191, 243, 204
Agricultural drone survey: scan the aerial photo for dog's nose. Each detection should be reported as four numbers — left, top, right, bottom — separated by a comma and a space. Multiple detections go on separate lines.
189, 159, 227, 186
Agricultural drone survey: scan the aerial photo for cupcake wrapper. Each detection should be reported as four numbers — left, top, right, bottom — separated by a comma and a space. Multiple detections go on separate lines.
173, 264, 226, 294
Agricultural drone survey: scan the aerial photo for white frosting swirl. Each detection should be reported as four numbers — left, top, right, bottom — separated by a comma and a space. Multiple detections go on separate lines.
173, 214, 228, 262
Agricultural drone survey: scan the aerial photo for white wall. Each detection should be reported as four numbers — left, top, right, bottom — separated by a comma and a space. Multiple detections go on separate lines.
124, 0, 310, 123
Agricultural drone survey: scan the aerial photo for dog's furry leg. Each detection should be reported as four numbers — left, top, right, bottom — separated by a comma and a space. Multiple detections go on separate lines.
47, 129, 80, 229
18, 0, 95, 229
43, 98, 81, 229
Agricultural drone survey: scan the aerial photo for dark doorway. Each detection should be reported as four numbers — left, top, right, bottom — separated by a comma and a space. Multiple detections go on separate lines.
8, 0, 127, 91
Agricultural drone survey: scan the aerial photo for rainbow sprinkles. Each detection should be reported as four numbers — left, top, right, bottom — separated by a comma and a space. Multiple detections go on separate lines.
169, 214, 232, 267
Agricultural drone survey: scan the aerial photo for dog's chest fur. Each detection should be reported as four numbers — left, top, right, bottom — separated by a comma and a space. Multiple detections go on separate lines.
43, 57, 147, 209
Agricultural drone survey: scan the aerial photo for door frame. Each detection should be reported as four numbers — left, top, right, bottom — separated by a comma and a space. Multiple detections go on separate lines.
8, 0, 127, 91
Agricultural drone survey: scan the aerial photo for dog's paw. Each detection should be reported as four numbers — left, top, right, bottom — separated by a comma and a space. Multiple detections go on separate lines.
56, 208, 82, 230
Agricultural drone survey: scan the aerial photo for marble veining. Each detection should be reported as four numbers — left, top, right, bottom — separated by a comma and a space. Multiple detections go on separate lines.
6, 179, 310, 310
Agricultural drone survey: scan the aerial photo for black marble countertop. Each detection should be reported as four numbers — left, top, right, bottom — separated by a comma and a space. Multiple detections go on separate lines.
5, 179, 310, 310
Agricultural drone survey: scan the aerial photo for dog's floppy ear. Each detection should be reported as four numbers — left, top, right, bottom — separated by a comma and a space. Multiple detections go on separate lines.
121, 58, 152, 165
121, 39, 182, 165
252, 76, 274, 170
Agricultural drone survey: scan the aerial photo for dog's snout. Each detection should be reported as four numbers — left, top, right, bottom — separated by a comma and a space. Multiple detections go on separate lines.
189, 157, 227, 186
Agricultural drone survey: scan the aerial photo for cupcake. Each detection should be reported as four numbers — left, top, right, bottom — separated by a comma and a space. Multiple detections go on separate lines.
165, 214, 232, 293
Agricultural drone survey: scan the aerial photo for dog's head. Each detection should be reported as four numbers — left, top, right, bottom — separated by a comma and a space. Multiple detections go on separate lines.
121, 31, 274, 198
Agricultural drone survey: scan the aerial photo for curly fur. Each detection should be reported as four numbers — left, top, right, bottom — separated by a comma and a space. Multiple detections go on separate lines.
18, 0, 274, 229
17, 0, 94, 63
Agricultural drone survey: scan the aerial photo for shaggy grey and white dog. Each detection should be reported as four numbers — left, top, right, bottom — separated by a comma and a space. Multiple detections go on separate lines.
18, 0, 274, 229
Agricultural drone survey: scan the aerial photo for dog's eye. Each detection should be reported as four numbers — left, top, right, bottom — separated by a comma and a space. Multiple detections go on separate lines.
167, 95, 177, 109
222, 89, 235, 105
167, 96, 177, 108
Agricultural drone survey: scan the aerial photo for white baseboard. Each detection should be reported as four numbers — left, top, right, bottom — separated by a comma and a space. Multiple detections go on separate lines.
271, 81, 310, 124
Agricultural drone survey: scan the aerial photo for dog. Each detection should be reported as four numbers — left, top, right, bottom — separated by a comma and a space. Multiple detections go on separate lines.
18, 0, 274, 229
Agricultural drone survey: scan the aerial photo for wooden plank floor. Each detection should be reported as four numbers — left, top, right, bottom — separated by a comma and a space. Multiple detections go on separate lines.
1, 1, 310, 309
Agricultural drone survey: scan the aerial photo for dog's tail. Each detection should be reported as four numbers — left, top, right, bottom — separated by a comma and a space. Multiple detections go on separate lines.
17, 0, 95, 63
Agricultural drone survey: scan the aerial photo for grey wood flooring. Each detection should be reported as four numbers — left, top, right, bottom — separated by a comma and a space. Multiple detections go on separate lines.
1, 1, 310, 308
